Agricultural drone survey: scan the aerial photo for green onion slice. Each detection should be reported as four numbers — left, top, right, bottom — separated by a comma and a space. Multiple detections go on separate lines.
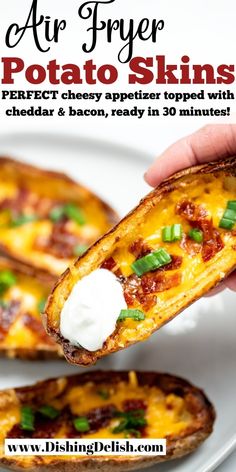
0, 270, 17, 296
49, 206, 65, 223
223, 209, 236, 222
73, 244, 88, 257
112, 409, 147, 434
219, 218, 235, 230
73, 416, 90, 433
11, 214, 38, 227
162, 224, 182, 242
118, 309, 145, 322
37, 298, 46, 314
64, 203, 85, 226
227, 201, 236, 211
49, 203, 85, 226
97, 389, 110, 400
132, 248, 172, 277
188, 228, 204, 243
20, 406, 35, 431
38, 405, 60, 420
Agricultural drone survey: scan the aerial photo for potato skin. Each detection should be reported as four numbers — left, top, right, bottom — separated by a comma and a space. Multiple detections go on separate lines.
0, 257, 63, 360
0, 156, 118, 276
0, 371, 215, 472
45, 156, 236, 365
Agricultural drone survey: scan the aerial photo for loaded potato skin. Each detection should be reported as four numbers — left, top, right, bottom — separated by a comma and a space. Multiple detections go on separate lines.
45, 157, 236, 365
0, 257, 62, 359
0, 157, 118, 276
0, 371, 215, 472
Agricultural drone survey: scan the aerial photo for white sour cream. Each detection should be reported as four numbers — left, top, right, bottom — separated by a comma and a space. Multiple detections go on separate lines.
60, 268, 127, 351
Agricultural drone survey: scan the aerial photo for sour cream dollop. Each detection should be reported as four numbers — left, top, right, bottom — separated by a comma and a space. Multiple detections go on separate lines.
60, 268, 127, 351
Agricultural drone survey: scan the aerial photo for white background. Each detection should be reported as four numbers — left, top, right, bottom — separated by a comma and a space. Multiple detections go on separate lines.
0, 1, 236, 471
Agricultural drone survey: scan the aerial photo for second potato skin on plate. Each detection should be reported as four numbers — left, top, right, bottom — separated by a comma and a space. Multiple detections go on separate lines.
0, 257, 62, 359
45, 157, 236, 365
0, 370, 215, 472
0, 157, 118, 276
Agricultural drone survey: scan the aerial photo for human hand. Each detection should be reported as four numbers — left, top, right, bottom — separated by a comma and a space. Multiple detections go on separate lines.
145, 124, 236, 293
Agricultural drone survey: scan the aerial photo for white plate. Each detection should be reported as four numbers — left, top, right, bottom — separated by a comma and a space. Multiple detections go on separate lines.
0, 132, 235, 472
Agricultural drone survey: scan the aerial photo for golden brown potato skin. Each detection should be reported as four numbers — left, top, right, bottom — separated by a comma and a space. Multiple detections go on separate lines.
0, 257, 62, 360
0, 371, 215, 472
0, 157, 118, 276
45, 157, 236, 365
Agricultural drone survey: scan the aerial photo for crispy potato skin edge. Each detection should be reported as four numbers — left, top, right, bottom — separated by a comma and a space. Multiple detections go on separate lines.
0, 371, 215, 472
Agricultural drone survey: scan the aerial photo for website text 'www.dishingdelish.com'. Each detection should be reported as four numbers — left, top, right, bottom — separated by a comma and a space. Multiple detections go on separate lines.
5, 439, 166, 456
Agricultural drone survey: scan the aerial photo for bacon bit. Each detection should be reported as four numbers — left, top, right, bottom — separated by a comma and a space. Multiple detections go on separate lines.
202, 228, 224, 262
122, 399, 147, 412
0, 301, 20, 340
123, 274, 141, 306
87, 405, 117, 433
35, 220, 81, 259
7, 409, 68, 440
161, 255, 183, 271
181, 235, 202, 257
176, 200, 224, 262
141, 273, 181, 294
22, 314, 55, 345
101, 257, 123, 279
129, 239, 151, 259
232, 245, 236, 251
176, 200, 208, 221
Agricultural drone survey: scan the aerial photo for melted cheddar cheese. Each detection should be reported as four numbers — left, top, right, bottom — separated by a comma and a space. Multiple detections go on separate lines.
103, 173, 236, 347
0, 159, 116, 276
0, 262, 60, 355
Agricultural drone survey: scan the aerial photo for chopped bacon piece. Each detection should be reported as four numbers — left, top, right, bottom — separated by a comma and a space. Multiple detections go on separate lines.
101, 257, 123, 279
122, 399, 147, 412
129, 239, 151, 259
0, 301, 20, 340
180, 235, 202, 257
161, 255, 183, 271
35, 220, 81, 259
7, 409, 69, 440
22, 314, 55, 345
141, 273, 181, 294
176, 200, 208, 221
87, 405, 117, 433
176, 200, 224, 261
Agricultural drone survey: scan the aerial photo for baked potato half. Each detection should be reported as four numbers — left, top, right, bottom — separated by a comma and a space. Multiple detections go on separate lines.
0, 157, 118, 276
0, 370, 215, 471
0, 257, 62, 359
45, 157, 236, 365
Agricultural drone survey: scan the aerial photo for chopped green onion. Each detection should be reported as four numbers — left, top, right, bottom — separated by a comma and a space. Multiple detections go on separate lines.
38, 405, 60, 420
219, 218, 235, 230
112, 409, 147, 435
227, 201, 236, 211
64, 203, 85, 226
73, 244, 88, 257
188, 228, 204, 243
118, 309, 145, 322
162, 224, 182, 242
37, 298, 46, 314
0, 270, 17, 296
223, 209, 236, 222
97, 389, 110, 400
49, 203, 85, 226
132, 248, 172, 277
162, 226, 172, 242
49, 206, 65, 223
219, 202, 236, 230
73, 417, 90, 433
11, 214, 38, 227
0, 300, 8, 309
20, 406, 35, 431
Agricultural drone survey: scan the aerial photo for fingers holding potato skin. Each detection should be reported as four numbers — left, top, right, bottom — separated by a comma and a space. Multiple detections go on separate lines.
145, 125, 236, 187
